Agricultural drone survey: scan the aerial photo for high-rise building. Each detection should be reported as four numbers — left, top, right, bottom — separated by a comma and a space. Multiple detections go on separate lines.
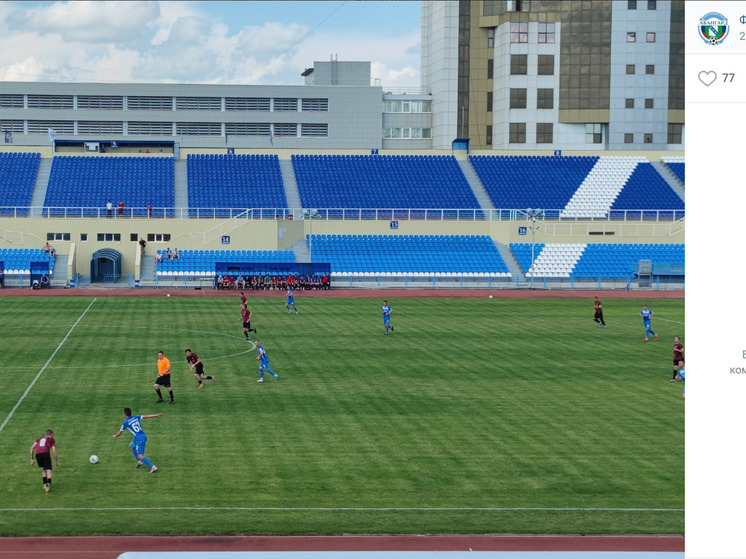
421, 0, 684, 151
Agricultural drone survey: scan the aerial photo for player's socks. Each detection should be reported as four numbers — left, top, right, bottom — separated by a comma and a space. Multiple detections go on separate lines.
169, 392, 174, 403
142, 457, 154, 468
155, 389, 163, 401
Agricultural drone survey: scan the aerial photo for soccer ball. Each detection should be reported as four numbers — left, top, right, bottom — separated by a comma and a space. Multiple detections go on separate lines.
488, 295, 493, 299
166, 294, 171, 297
89, 455, 99, 464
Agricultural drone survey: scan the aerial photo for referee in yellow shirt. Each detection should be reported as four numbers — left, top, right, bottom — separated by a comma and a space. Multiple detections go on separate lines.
154, 350, 175, 404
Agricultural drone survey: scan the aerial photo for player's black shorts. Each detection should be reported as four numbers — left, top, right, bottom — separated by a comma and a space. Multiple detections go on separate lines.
36, 453, 52, 470
243, 322, 252, 329
155, 374, 171, 387
673, 357, 683, 367
194, 363, 204, 375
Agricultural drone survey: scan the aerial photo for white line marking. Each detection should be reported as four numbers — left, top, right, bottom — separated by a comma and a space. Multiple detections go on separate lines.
0, 298, 97, 435
0, 506, 683, 513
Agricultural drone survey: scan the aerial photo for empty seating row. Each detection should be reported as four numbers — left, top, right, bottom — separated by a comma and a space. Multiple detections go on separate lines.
309, 234, 510, 275
509, 243, 684, 278
44, 156, 175, 216
0, 248, 54, 275
187, 154, 287, 218
0, 152, 40, 215
293, 154, 480, 211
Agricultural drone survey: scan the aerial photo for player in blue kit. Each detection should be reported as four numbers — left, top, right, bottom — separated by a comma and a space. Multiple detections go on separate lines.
640, 305, 657, 342
255, 340, 279, 382
381, 300, 394, 335
112, 408, 163, 473
285, 289, 298, 314
678, 360, 685, 399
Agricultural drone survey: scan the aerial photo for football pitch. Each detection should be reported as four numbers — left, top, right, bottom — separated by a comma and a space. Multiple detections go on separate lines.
0, 294, 684, 536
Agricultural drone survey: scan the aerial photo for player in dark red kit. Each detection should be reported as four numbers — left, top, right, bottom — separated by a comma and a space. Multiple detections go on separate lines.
185, 348, 216, 388
30, 429, 59, 494
593, 296, 606, 328
671, 336, 684, 381
241, 304, 257, 341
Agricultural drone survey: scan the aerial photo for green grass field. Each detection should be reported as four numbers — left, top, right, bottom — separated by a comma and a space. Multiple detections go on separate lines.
0, 294, 684, 536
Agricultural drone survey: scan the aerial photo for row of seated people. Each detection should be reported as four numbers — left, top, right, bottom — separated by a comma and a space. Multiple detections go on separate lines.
217, 274, 329, 290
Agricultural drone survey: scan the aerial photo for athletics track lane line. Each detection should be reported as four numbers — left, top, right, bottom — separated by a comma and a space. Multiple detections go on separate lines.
0, 297, 97, 435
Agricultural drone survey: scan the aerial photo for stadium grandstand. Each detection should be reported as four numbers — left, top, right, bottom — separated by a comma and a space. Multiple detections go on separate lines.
0, 0, 684, 290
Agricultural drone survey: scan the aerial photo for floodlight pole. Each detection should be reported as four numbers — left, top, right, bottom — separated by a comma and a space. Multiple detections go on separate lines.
526, 208, 544, 289
307, 209, 313, 263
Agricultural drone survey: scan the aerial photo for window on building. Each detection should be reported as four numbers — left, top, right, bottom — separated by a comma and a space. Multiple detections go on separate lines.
646, 64, 655, 75
80, 233, 88, 242
509, 122, 526, 144
486, 125, 493, 146
625, 98, 635, 109
644, 133, 653, 144
537, 89, 554, 109
225, 98, 271, 111
77, 96, 124, 110
510, 88, 527, 109
648, 0, 657, 9
668, 123, 683, 144
0, 94, 24, 108
626, 64, 635, 75
645, 98, 654, 109
274, 123, 297, 136
510, 54, 528, 75
273, 98, 298, 111
628, 0, 637, 8
624, 133, 634, 144
538, 22, 555, 44
301, 98, 329, 112
225, 122, 270, 136
626, 32, 636, 42
47, 233, 70, 241
585, 123, 602, 144
97, 233, 121, 242
175, 122, 221, 136
646, 32, 656, 43
147, 234, 172, 243
127, 96, 172, 111
27, 95, 74, 109
536, 123, 553, 144
538, 55, 555, 75
301, 123, 328, 137
487, 91, 493, 112
175, 97, 221, 111
487, 59, 494, 79
510, 22, 528, 43
487, 28, 495, 48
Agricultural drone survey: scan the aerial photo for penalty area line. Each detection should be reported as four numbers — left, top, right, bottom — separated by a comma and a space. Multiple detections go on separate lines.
0, 506, 684, 513
0, 298, 98, 436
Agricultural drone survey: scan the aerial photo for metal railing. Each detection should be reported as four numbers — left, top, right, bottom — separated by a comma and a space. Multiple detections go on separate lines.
0, 206, 686, 222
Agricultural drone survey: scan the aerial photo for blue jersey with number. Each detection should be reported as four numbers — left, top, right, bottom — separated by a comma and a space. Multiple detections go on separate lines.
640, 308, 653, 323
286, 290, 294, 304
257, 344, 269, 365
381, 305, 392, 324
121, 415, 147, 442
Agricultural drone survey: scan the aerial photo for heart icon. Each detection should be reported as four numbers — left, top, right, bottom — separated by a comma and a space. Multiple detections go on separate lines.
698, 70, 716, 86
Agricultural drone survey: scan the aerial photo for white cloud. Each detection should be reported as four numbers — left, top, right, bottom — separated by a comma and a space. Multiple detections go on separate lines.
0, 1, 420, 87
8, 1, 159, 45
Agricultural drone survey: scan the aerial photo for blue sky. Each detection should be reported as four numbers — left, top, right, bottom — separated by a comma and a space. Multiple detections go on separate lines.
0, 1, 422, 88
